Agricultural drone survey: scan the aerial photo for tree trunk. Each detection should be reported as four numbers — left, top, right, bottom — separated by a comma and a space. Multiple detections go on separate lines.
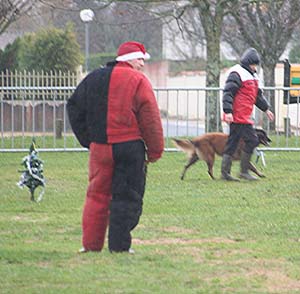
197, 0, 224, 133
205, 36, 222, 132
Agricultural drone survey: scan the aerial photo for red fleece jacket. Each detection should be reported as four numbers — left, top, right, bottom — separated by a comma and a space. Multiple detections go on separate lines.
107, 62, 164, 162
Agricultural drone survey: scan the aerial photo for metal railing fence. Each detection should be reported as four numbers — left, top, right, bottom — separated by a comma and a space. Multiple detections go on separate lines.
1, 72, 300, 152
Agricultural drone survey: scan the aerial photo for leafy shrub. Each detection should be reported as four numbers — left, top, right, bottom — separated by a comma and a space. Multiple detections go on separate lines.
1, 23, 83, 72
0, 38, 22, 71
88, 52, 116, 71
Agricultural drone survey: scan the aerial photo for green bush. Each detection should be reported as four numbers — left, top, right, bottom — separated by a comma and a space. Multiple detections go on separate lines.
1, 23, 83, 72
0, 38, 22, 71
88, 52, 116, 71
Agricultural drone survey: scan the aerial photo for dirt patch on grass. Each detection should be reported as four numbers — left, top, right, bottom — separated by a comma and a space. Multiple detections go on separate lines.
133, 233, 300, 292
244, 259, 300, 292
161, 226, 196, 234
133, 237, 236, 245
11, 215, 49, 223
266, 270, 300, 292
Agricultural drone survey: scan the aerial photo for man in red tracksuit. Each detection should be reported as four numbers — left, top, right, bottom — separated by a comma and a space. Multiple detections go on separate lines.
221, 47, 274, 181
67, 41, 164, 253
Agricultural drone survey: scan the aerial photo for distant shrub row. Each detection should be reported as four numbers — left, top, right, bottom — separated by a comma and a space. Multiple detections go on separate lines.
0, 24, 83, 73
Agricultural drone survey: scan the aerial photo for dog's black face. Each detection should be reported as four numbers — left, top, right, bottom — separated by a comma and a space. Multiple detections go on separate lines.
255, 129, 272, 146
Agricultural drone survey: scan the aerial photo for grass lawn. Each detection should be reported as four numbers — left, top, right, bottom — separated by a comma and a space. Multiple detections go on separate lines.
0, 150, 300, 293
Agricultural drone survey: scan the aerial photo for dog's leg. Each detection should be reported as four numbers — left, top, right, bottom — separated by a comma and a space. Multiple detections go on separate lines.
249, 162, 265, 178
206, 156, 215, 180
207, 161, 215, 179
181, 153, 199, 180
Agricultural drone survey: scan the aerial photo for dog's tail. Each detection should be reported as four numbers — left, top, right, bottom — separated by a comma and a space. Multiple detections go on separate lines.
172, 138, 196, 157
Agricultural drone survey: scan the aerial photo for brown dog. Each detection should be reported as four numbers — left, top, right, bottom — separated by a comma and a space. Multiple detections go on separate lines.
172, 129, 271, 180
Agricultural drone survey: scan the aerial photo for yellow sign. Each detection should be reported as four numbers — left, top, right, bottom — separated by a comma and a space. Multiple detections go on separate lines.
290, 64, 300, 97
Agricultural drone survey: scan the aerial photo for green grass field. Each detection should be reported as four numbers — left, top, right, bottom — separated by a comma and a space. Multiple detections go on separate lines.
1, 150, 300, 293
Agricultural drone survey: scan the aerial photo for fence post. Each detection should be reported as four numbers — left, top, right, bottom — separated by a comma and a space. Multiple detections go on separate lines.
56, 119, 63, 139
284, 117, 291, 137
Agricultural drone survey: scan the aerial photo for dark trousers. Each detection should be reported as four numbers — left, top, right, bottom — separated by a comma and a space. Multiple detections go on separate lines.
224, 123, 259, 156
109, 140, 146, 252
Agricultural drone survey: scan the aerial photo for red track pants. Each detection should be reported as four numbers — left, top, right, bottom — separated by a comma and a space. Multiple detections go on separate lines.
82, 143, 114, 251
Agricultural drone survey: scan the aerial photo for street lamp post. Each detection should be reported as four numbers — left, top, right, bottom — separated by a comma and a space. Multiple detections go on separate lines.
80, 9, 94, 72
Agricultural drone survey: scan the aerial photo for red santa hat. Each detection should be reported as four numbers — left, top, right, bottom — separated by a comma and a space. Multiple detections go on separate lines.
116, 41, 150, 62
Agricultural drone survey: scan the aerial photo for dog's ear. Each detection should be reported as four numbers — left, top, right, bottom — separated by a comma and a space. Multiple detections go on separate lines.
256, 128, 271, 145
255, 129, 268, 139
259, 129, 272, 143
255, 129, 263, 139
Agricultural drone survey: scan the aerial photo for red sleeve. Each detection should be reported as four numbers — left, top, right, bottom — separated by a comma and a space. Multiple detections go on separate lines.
134, 76, 164, 162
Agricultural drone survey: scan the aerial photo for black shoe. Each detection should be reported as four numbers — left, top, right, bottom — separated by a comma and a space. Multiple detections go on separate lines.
221, 174, 240, 181
239, 173, 258, 181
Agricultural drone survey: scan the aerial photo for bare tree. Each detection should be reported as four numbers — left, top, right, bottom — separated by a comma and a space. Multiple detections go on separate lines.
162, 6, 205, 60
0, 0, 36, 34
0, 0, 92, 37
189, 0, 231, 132
149, 0, 300, 131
